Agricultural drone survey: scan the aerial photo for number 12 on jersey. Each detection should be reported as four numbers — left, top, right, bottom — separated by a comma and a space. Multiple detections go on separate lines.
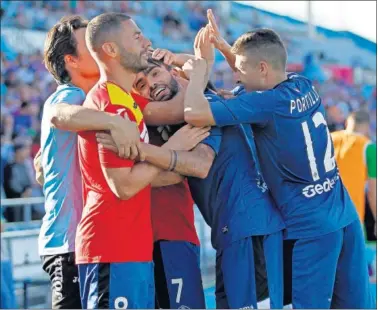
302, 112, 336, 181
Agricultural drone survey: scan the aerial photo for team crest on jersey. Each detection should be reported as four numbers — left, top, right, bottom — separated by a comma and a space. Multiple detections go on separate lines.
107, 83, 144, 126
107, 82, 149, 143
256, 174, 268, 193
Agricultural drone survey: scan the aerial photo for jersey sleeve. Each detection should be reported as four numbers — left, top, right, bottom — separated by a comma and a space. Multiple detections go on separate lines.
200, 127, 222, 155
209, 89, 277, 127
365, 142, 377, 178
51, 87, 86, 107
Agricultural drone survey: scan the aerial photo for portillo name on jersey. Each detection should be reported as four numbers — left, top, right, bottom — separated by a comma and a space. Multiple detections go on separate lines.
290, 86, 321, 114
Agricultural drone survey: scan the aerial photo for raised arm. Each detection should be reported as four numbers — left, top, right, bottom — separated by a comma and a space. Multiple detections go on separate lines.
183, 58, 216, 127
207, 9, 236, 72
183, 59, 276, 127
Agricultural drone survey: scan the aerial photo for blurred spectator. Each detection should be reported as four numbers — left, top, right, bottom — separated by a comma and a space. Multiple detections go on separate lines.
162, 9, 191, 40
3, 143, 33, 222
13, 101, 33, 135
187, 2, 207, 31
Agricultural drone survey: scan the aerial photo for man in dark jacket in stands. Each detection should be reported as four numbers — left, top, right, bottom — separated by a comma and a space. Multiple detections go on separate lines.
3, 143, 33, 221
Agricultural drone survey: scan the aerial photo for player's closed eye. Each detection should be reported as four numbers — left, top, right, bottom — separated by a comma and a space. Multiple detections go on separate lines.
152, 71, 159, 77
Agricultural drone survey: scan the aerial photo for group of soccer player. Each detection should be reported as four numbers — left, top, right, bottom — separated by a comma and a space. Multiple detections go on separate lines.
34, 8, 376, 310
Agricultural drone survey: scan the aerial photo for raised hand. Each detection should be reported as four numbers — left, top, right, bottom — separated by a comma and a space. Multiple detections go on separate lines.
182, 58, 208, 80
207, 9, 228, 51
194, 25, 214, 62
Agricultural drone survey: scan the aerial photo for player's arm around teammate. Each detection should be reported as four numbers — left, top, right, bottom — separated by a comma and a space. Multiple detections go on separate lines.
97, 124, 215, 180
46, 103, 142, 159
101, 124, 210, 200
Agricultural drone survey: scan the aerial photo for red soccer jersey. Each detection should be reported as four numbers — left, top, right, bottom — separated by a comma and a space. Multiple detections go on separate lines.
132, 93, 200, 246
76, 82, 152, 264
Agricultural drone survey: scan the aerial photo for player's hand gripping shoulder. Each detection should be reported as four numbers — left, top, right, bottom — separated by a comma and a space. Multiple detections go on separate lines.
108, 115, 144, 161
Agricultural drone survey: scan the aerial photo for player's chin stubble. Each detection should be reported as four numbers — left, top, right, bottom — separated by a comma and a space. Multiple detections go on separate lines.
119, 50, 149, 74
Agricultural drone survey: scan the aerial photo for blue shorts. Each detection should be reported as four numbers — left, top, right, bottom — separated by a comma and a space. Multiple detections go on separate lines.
284, 219, 376, 309
153, 240, 205, 308
78, 262, 154, 309
215, 231, 284, 309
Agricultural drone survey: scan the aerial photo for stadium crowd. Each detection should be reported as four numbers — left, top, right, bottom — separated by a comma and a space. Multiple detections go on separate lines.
1, 1, 376, 223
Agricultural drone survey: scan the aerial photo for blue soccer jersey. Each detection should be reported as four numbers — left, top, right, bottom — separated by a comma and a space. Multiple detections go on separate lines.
208, 73, 359, 239
188, 92, 284, 250
39, 84, 85, 255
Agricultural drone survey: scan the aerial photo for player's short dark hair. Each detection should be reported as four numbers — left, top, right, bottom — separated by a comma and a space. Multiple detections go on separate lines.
43, 15, 88, 84
349, 109, 370, 125
144, 57, 217, 92
231, 29, 287, 70
86, 13, 131, 51
144, 57, 172, 72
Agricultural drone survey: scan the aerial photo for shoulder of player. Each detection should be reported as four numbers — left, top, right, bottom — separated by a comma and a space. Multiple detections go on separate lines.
83, 82, 113, 109
131, 92, 149, 111
46, 84, 85, 106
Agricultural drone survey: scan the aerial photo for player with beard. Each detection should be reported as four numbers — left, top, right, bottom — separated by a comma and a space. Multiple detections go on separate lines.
76, 13, 210, 309
97, 34, 285, 308
38, 15, 144, 309
132, 57, 273, 308
132, 57, 206, 309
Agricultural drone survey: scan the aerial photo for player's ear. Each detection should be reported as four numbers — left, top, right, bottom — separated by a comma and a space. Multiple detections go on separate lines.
102, 42, 118, 58
260, 61, 269, 76
64, 54, 79, 69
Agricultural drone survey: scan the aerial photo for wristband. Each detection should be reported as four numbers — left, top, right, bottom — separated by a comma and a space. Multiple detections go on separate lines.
170, 150, 178, 172
168, 150, 174, 171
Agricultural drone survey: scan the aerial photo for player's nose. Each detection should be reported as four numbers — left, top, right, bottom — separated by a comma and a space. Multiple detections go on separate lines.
142, 36, 152, 50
